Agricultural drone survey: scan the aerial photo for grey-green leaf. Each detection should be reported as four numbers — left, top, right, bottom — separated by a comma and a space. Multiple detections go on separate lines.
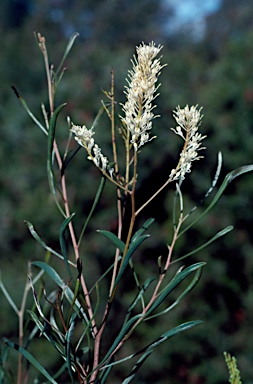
3, 338, 58, 384
97, 230, 126, 253
180, 164, 253, 236
146, 262, 205, 316
59, 213, 75, 277
114, 235, 150, 287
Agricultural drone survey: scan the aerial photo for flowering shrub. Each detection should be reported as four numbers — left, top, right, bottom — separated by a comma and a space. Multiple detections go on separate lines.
0, 33, 252, 383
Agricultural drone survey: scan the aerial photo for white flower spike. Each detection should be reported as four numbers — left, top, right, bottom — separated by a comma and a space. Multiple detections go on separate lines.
170, 105, 206, 182
121, 42, 164, 151
70, 123, 114, 176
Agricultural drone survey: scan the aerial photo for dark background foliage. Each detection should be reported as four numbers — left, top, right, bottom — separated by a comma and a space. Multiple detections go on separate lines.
1, 0, 253, 383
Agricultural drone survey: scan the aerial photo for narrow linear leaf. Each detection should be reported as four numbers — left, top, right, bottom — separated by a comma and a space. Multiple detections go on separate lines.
28, 276, 47, 321
101, 320, 202, 377
28, 310, 45, 333
185, 151, 223, 219
59, 213, 75, 278
24, 220, 69, 262
68, 277, 81, 325
32, 261, 90, 326
97, 315, 143, 369
3, 338, 58, 384
11, 87, 47, 135
78, 177, 106, 245
128, 259, 144, 310
49, 311, 65, 344
134, 320, 202, 356
32, 261, 64, 289
99, 361, 113, 384
131, 218, 155, 243
27, 310, 64, 354
97, 230, 126, 253
90, 104, 108, 131
65, 313, 77, 382
61, 146, 81, 175
173, 225, 234, 263
0, 278, 19, 315
0, 344, 9, 382
55, 33, 79, 77
122, 350, 153, 384
125, 277, 156, 323
114, 235, 150, 287
50, 362, 69, 381
47, 103, 67, 217
145, 268, 202, 321
89, 259, 118, 294
101, 349, 153, 375
146, 262, 205, 316
180, 164, 253, 236
48, 103, 66, 160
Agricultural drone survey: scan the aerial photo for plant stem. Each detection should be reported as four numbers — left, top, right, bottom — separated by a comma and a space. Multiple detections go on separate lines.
135, 175, 173, 217
105, 212, 184, 360
17, 264, 32, 384
40, 32, 97, 336
109, 71, 124, 296
112, 151, 138, 297
135, 125, 192, 217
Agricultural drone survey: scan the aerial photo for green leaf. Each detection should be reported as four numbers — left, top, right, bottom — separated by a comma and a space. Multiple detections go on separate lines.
28, 310, 64, 355
131, 218, 155, 243
101, 320, 202, 378
31, 262, 90, 326
27, 310, 44, 332
114, 235, 150, 287
55, 33, 79, 78
61, 146, 81, 175
59, 213, 75, 278
47, 103, 67, 217
145, 268, 202, 321
3, 338, 58, 384
24, 221, 76, 266
32, 261, 64, 288
125, 277, 156, 323
97, 230, 126, 253
98, 362, 113, 384
78, 177, 106, 245
65, 314, 77, 383
180, 164, 253, 236
100, 349, 152, 372
184, 151, 223, 220
122, 350, 153, 384
0, 276, 19, 315
146, 262, 205, 316
0, 344, 10, 382
11, 87, 47, 135
134, 320, 202, 356
94, 314, 143, 371
173, 225, 234, 263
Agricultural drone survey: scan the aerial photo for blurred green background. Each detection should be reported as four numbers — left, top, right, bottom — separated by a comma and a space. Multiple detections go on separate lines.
1, 0, 253, 383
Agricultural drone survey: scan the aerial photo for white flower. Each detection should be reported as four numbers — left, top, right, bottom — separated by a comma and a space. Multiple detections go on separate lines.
71, 124, 114, 176
170, 105, 206, 181
70, 124, 95, 150
120, 42, 164, 151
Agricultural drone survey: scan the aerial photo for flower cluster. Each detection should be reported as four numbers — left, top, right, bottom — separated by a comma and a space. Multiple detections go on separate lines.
170, 105, 206, 181
121, 42, 164, 151
70, 124, 114, 177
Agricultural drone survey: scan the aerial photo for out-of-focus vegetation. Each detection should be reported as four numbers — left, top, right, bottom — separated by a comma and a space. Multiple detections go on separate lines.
1, 0, 253, 383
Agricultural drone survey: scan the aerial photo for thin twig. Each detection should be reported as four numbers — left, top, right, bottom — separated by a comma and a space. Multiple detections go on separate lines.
17, 263, 32, 384
38, 33, 97, 337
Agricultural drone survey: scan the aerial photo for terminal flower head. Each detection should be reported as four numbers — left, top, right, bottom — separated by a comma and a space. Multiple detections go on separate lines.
170, 105, 206, 182
71, 123, 114, 177
120, 42, 164, 151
